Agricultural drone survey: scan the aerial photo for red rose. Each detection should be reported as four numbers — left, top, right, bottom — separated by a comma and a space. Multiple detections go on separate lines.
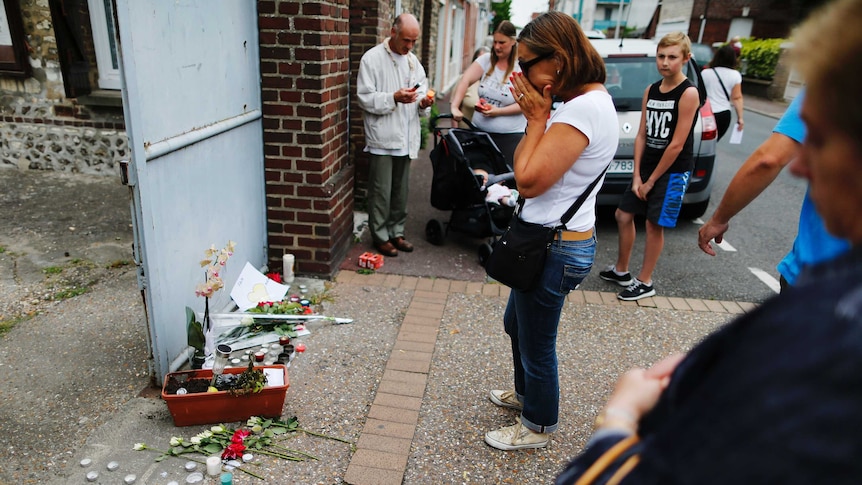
222, 442, 246, 460
265, 272, 282, 283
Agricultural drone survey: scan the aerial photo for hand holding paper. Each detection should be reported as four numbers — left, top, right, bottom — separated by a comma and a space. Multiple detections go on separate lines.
729, 124, 744, 144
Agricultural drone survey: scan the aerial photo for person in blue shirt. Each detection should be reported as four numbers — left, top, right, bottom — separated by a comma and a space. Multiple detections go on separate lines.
556, 1, 862, 482
698, 90, 850, 290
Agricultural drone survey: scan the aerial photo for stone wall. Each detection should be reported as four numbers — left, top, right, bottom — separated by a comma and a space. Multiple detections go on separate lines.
0, 0, 127, 175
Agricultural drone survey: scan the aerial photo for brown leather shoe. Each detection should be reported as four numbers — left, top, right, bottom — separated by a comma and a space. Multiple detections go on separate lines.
375, 241, 398, 257
390, 236, 414, 252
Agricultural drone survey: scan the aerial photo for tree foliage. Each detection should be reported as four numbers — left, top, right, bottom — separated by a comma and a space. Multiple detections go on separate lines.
491, 0, 512, 32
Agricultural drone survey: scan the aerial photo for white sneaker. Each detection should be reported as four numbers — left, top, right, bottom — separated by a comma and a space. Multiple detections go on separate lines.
484, 422, 549, 451
489, 390, 523, 411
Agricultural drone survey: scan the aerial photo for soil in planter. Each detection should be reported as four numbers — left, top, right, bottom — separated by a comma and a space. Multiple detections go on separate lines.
163, 373, 251, 395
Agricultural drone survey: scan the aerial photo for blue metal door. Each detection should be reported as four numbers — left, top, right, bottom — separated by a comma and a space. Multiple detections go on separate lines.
115, 1, 266, 384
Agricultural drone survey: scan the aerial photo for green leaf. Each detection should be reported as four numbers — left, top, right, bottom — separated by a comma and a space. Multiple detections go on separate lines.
186, 306, 205, 353
155, 455, 167, 462
203, 443, 222, 454
271, 426, 287, 435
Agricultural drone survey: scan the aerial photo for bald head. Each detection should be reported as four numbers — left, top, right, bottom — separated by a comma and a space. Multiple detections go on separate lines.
390, 13, 420, 55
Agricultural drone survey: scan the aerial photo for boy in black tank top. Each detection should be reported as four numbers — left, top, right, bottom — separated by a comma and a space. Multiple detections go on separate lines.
600, 32, 700, 301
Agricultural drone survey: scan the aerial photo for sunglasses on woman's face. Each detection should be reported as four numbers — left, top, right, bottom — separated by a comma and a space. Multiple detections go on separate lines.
519, 51, 554, 76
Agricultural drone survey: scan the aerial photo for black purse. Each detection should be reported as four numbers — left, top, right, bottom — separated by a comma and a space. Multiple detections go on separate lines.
484, 168, 607, 291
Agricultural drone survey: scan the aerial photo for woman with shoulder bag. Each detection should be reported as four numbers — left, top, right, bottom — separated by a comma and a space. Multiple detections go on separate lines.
483, 11, 619, 451
702, 44, 744, 140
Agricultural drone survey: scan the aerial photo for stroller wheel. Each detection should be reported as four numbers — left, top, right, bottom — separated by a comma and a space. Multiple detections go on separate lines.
426, 219, 445, 246
477, 242, 493, 266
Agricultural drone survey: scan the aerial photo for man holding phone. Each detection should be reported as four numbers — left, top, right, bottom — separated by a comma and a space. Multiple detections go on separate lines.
357, 13, 434, 257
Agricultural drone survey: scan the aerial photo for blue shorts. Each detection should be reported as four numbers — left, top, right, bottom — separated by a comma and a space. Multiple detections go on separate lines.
618, 171, 691, 228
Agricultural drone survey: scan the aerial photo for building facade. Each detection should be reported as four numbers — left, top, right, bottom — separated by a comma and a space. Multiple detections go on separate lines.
0, 0, 489, 278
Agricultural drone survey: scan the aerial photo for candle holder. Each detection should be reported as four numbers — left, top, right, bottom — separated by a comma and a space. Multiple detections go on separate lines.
210, 344, 232, 387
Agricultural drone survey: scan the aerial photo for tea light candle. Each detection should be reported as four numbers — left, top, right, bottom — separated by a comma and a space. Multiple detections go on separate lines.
206, 456, 221, 476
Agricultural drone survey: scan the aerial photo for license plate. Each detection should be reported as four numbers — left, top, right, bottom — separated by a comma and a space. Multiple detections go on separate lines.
608, 159, 634, 174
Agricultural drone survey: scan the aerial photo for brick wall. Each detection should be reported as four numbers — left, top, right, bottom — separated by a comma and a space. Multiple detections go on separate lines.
259, 0, 355, 278
347, 0, 392, 206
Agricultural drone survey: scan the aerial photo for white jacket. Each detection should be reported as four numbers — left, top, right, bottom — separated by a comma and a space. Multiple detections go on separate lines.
356, 38, 429, 159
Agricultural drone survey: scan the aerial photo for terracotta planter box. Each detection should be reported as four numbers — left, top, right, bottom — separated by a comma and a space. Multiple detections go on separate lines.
162, 365, 289, 426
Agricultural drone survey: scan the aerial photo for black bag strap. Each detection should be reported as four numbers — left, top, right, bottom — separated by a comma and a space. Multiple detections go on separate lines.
515, 164, 609, 228
712, 67, 731, 102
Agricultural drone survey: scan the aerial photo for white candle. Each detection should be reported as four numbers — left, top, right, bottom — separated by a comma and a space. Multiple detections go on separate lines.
283, 254, 295, 283
206, 456, 221, 476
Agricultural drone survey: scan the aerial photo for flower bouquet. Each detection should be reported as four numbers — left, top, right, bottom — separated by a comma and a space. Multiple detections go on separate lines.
187, 241, 236, 367
135, 416, 351, 480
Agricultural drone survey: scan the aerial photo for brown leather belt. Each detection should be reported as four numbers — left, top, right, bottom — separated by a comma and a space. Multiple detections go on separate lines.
554, 228, 594, 241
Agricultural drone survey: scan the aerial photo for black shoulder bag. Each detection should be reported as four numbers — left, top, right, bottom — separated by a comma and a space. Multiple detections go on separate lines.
484, 167, 608, 291
712, 68, 731, 101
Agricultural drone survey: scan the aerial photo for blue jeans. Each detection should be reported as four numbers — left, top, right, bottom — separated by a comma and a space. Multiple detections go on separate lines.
503, 235, 596, 433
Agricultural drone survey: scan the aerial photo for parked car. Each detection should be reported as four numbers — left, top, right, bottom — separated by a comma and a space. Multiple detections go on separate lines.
589, 39, 718, 219
690, 42, 716, 66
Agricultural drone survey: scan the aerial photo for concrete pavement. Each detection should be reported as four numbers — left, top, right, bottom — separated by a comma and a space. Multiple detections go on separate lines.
0, 93, 788, 484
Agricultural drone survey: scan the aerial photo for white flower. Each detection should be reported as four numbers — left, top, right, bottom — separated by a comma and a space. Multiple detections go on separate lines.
251, 425, 263, 433
241, 316, 253, 325
246, 416, 262, 426
190, 436, 201, 444
133, 443, 146, 451
211, 425, 226, 433
169, 437, 183, 447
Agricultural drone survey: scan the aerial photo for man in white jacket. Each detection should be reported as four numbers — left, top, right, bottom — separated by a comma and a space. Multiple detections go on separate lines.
357, 13, 434, 257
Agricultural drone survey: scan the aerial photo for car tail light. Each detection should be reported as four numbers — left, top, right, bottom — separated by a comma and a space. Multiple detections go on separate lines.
700, 100, 717, 141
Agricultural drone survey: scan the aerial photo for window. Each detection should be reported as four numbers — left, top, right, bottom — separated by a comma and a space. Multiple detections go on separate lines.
87, 0, 120, 89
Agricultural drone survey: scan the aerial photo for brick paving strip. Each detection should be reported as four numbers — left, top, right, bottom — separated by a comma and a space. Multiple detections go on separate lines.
335, 271, 754, 485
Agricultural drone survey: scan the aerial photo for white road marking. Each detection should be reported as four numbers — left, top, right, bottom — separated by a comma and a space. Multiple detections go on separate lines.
716, 239, 737, 252
748, 267, 780, 294
692, 218, 736, 251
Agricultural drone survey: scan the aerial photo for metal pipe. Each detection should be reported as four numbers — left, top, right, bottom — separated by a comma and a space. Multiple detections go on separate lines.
144, 109, 262, 161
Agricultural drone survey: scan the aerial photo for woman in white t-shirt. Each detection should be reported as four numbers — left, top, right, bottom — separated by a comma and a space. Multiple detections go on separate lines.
450, 21, 525, 167
702, 44, 744, 140
482, 11, 618, 452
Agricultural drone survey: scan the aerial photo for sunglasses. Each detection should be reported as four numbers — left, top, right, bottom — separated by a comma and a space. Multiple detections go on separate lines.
519, 51, 554, 76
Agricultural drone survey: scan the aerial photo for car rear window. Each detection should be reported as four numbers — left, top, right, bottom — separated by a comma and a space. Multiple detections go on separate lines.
604, 57, 705, 111
604, 58, 656, 111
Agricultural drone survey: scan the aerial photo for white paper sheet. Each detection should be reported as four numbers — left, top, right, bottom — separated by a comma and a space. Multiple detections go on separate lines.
229, 262, 289, 311
729, 125, 744, 145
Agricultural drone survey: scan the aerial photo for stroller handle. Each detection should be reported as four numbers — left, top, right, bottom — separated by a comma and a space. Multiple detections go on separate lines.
431, 113, 478, 132
486, 172, 515, 186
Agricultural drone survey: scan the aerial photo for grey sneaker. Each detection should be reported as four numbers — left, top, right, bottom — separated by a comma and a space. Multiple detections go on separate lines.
618, 279, 656, 301
489, 390, 523, 411
599, 265, 633, 287
484, 422, 549, 451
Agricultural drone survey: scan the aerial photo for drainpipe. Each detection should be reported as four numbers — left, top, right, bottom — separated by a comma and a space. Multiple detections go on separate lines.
576, 0, 583, 25
698, 0, 710, 44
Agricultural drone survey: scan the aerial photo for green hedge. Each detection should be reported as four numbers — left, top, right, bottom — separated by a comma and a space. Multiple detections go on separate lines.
739, 38, 784, 80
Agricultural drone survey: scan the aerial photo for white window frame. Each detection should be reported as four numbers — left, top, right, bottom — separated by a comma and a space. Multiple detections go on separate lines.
87, 0, 121, 89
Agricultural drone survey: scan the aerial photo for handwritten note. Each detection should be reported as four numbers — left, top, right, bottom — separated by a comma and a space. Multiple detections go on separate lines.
229, 262, 289, 311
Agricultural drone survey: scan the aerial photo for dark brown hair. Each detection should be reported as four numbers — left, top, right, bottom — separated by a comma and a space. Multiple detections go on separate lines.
517, 11, 606, 92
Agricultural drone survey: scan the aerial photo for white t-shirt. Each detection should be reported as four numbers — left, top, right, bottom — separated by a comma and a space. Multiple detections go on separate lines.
473, 53, 527, 134
702, 67, 742, 114
521, 90, 618, 232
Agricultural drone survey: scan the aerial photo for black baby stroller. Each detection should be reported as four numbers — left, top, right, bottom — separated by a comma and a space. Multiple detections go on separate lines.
427, 114, 516, 265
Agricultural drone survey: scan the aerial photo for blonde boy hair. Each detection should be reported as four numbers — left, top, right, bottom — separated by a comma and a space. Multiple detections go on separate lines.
658, 31, 692, 58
